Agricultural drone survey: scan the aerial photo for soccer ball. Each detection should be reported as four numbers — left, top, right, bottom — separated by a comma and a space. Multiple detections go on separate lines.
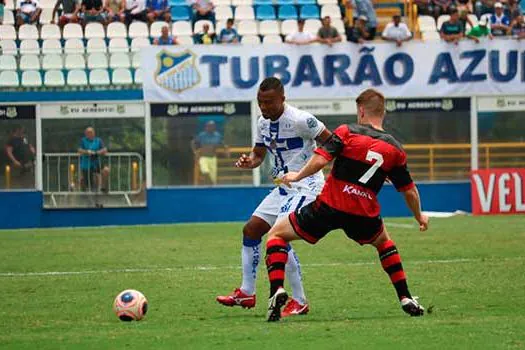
113, 289, 148, 321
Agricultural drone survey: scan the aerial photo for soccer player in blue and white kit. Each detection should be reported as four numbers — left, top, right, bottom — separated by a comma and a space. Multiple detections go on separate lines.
216, 77, 331, 316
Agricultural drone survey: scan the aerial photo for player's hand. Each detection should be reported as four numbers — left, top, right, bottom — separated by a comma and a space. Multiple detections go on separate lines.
280, 172, 300, 188
416, 214, 429, 232
13, 160, 22, 168
235, 154, 253, 168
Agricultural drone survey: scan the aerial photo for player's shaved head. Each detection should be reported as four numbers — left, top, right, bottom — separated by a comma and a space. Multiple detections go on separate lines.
356, 89, 385, 120
259, 77, 284, 95
258, 77, 285, 120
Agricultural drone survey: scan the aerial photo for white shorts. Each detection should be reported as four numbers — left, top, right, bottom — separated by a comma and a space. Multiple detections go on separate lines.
252, 187, 317, 227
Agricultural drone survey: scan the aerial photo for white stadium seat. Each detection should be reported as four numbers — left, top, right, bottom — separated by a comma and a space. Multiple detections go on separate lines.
304, 19, 321, 34
63, 23, 83, 39
194, 20, 214, 34
85, 22, 106, 39
0, 71, 19, 87
215, 21, 227, 35
468, 14, 479, 26
437, 15, 451, 31
20, 39, 40, 54
235, 6, 255, 20
131, 37, 151, 51
263, 34, 283, 44
42, 39, 62, 54
42, 54, 63, 69
67, 69, 88, 86
0, 25, 17, 40
0, 55, 17, 70
109, 38, 129, 53
134, 68, 143, 84
0, 39, 17, 54
318, 0, 337, 5
22, 70, 42, 87
3, 9, 15, 25
87, 38, 107, 53
237, 20, 258, 35
109, 52, 131, 69
241, 34, 261, 44
321, 4, 341, 19
40, 0, 56, 9
281, 19, 298, 35
65, 54, 86, 69
39, 8, 54, 24
132, 52, 141, 68
173, 21, 193, 36
259, 20, 280, 35
44, 70, 65, 87
177, 35, 194, 45
64, 38, 85, 54
5, 0, 14, 8
214, 0, 231, 5
232, 0, 252, 5
89, 69, 111, 85
112, 68, 133, 85
20, 54, 41, 70
215, 6, 233, 21
18, 24, 39, 40
88, 53, 109, 69
40, 24, 61, 39
107, 22, 128, 38
422, 31, 440, 41
332, 18, 345, 35
150, 21, 169, 38
129, 21, 149, 38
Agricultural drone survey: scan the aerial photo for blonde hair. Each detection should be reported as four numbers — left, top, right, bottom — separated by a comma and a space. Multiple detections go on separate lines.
356, 88, 385, 118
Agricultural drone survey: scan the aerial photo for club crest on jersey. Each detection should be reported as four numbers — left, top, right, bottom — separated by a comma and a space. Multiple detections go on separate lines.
306, 117, 318, 129
155, 50, 200, 92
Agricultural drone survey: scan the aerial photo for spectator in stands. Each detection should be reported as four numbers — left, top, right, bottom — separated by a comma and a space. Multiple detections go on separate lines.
80, 0, 107, 24
195, 23, 215, 44
475, 0, 495, 18
52, 0, 81, 27
508, 0, 522, 21
345, 15, 368, 43
509, 12, 525, 38
153, 24, 178, 44
285, 19, 316, 45
146, 0, 171, 24
16, 0, 42, 26
218, 18, 239, 43
317, 16, 342, 46
490, 2, 510, 36
459, 9, 475, 32
440, 9, 465, 43
382, 14, 412, 46
191, 0, 215, 24
191, 121, 227, 185
430, 0, 454, 18
121, 0, 147, 24
104, 0, 124, 22
5, 126, 35, 189
466, 15, 493, 41
346, 0, 377, 39
457, 0, 474, 14
78, 127, 109, 192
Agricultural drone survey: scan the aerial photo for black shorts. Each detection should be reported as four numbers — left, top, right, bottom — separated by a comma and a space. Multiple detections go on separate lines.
289, 200, 384, 245
81, 167, 101, 190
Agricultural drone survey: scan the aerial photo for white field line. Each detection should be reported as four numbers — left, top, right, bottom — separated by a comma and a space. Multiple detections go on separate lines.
1, 257, 523, 278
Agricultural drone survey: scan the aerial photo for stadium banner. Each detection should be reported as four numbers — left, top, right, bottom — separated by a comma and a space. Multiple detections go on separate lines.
477, 96, 525, 112
471, 168, 525, 215
384, 98, 470, 112
150, 102, 251, 117
141, 40, 525, 102
40, 103, 145, 119
0, 105, 36, 120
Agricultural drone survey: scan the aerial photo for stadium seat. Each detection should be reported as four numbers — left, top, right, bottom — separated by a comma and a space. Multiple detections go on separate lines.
263, 34, 283, 43
177, 35, 194, 45
317, 0, 337, 5
2, 9, 15, 25
173, 21, 193, 36
241, 34, 261, 43
20, 54, 41, 70
235, 6, 255, 20
129, 22, 149, 38
109, 38, 129, 53
169, 0, 187, 6
0, 25, 17, 40
437, 15, 450, 31
21, 70, 43, 87
88, 53, 109, 69
39, 8, 54, 24
42, 39, 62, 54
109, 53, 131, 69
0, 39, 17, 54
89, 69, 111, 86
18, 24, 39, 40
131, 37, 151, 51
42, 54, 63, 69
4, 0, 14, 9
63, 23, 84, 39
132, 52, 141, 68
254, 0, 271, 4
256, 5, 276, 20
170, 6, 191, 21
112, 68, 133, 85
332, 18, 345, 34
67, 69, 88, 86
194, 20, 215, 34
417, 15, 436, 32
237, 20, 258, 35
215, 6, 234, 21
422, 31, 440, 41
85, 23, 106, 39
44, 70, 65, 86
107, 22, 127, 39
321, 4, 341, 19
40, 0, 56, 9
278, 5, 298, 20
65, 54, 86, 69
276, 0, 293, 4
232, 0, 253, 5
87, 38, 107, 53
281, 19, 298, 35
20, 39, 40, 54
0, 71, 19, 87
134, 68, 143, 84
304, 18, 321, 33
215, 20, 227, 34
214, 0, 231, 5
0, 55, 17, 70
300, 5, 320, 19
41, 24, 61, 39
150, 21, 169, 38
259, 20, 280, 35
64, 38, 85, 54
296, 0, 316, 5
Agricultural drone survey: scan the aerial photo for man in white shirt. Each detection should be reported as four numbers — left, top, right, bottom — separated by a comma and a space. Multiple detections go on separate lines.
382, 15, 412, 46
120, 0, 146, 23
285, 19, 316, 45
17, 0, 42, 25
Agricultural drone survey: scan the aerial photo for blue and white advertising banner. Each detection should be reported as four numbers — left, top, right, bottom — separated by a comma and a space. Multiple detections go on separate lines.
141, 40, 525, 102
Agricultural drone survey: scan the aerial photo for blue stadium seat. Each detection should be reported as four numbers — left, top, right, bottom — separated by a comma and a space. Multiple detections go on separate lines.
254, 0, 272, 4
256, 5, 276, 20
171, 6, 191, 21
276, 0, 293, 4
169, 0, 187, 6
300, 4, 319, 19
278, 5, 298, 19
296, 0, 316, 5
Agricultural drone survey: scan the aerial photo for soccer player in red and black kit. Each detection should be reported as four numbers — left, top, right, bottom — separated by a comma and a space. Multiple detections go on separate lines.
264, 88, 429, 322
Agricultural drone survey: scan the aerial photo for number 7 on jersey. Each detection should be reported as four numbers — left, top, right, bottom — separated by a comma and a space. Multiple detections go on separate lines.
358, 151, 384, 184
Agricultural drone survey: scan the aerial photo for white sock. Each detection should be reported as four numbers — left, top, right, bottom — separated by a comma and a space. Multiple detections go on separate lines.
286, 246, 307, 305
240, 238, 261, 295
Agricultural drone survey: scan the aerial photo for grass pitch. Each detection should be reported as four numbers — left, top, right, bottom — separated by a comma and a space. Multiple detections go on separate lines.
1, 216, 524, 350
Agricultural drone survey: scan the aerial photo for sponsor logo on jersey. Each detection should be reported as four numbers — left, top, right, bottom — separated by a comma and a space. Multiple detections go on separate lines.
155, 50, 200, 92
306, 117, 318, 129
342, 185, 373, 200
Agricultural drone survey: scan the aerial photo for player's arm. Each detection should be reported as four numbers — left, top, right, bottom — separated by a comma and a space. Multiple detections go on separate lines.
235, 146, 266, 169
402, 186, 428, 231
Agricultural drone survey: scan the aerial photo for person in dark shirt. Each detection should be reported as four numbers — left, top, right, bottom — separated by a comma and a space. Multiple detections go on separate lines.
345, 15, 369, 43
509, 12, 525, 38
80, 0, 107, 24
5, 126, 35, 189
194, 22, 216, 44
78, 126, 109, 192
440, 9, 465, 43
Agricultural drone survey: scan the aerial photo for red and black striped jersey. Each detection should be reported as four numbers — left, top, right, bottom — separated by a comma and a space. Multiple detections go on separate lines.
314, 123, 414, 217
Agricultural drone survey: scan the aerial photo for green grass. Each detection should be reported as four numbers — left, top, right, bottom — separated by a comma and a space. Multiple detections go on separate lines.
1, 216, 525, 350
